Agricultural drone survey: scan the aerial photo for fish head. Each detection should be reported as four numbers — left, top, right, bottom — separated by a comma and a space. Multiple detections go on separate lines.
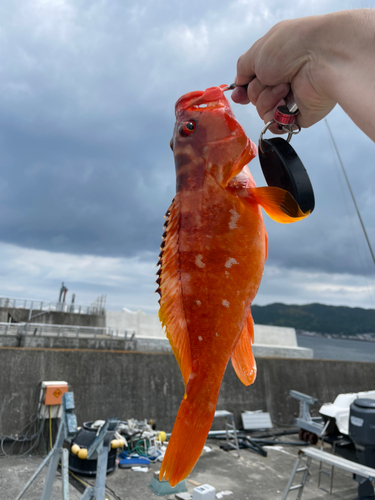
172, 85, 257, 189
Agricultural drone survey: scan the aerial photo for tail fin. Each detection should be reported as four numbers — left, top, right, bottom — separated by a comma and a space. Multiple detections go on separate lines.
159, 372, 222, 486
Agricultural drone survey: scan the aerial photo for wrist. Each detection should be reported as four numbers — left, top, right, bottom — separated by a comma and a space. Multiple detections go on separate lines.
313, 9, 375, 140
308, 10, 375, 101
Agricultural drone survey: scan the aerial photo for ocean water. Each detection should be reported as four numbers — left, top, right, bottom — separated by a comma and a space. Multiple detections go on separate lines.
297, 334, 375, 362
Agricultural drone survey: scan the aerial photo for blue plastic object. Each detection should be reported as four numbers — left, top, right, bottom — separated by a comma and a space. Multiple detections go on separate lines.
119, 457, 150, 469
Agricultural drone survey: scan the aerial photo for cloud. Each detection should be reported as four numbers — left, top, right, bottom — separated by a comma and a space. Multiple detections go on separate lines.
0, 241, 160, 312
0, 241, 373, 315
255, 265, 375, 310
0, 0, 373, 310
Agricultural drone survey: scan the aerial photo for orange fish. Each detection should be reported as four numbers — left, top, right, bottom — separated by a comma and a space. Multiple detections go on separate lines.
156, 85, 310, 486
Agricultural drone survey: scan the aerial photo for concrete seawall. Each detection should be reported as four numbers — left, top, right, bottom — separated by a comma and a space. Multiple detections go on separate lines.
1, 347, 374, 437
0, 307, 105, 327
107, 310, 313, 358
0, 334, 312, 358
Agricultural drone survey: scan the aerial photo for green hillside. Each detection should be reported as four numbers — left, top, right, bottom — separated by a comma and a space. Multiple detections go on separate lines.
251, 303, 375, 335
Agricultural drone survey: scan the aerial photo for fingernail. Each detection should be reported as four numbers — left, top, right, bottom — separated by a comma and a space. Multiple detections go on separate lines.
272, 83, 289, 96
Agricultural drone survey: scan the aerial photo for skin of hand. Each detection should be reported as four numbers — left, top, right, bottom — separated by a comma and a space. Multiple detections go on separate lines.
232, 9, 375, 141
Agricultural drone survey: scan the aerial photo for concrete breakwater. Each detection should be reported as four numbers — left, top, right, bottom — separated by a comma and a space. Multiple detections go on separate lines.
1, 347, 375, 437
0, 306, 313, 357
106, 310, 312, 358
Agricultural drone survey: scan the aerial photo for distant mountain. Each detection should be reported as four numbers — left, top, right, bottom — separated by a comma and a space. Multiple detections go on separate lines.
251, 303, 375, 336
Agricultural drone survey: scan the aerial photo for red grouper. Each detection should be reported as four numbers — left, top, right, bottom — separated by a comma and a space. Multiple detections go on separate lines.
156, 85, 311, 486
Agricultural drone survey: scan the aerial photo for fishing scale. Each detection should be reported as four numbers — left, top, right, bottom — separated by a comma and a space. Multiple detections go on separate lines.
225, 83, 315, 215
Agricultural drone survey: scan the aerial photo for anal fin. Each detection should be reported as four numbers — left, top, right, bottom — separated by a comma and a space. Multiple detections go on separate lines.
231, 310, 256, 386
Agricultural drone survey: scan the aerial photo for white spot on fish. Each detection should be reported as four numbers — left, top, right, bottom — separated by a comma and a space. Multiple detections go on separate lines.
222, 299, 230, 308
206, 234, 213, 239
195, 254, 205, 268
196, 300, 201, 306
225, 271, 229, 278
225, 257, 238, 268
229, 208, 240, 229
236, 291, 240, 295
215, 333, 219, 337
198, 336, 203, 341
181, 272, 192, 294
179, 318, 185, 328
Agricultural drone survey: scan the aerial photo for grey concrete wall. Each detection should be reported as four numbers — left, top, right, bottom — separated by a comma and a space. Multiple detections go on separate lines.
254, 325, 297, 346
107, 310, 299, 346
0, 308, 105, 327
0, 335, 18, 347
0, 335, 137, 350
1, 347, 375, 437
0, 335, 313, 358
0, 308, 29, 323
106, 310, 312, 358
106, 309, 163, 337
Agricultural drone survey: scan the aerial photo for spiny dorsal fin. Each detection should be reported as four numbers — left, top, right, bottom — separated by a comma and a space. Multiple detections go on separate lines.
157, 194, 192, 389
231, 310, 256, 386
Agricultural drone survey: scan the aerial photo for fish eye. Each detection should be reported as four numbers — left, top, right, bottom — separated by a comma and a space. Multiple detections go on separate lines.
179, 121, 196, 137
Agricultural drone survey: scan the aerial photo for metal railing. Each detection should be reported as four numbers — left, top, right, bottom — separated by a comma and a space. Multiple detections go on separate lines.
0, 322, 135, 340
0, 297, 105, 316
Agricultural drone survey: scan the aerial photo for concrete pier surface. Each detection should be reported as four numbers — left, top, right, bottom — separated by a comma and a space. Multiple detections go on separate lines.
0, 437, 361, 500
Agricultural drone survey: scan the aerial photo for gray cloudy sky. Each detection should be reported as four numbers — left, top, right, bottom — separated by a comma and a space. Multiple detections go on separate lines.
0, 0, 374, 312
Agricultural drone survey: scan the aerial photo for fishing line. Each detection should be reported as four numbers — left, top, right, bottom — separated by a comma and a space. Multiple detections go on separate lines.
325, 124, 375, 307
325, 119, 375, 308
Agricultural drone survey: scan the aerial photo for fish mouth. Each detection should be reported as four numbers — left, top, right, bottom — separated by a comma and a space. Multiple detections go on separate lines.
175, 90, 204, 112
175, 86, 227, 116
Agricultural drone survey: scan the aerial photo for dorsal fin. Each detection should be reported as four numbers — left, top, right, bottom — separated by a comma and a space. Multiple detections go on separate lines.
157, 195, 192, 389
231, 309, 256, 386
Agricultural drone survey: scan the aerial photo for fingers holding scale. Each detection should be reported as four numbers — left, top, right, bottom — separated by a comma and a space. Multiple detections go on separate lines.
231, 78, 268, 105
246, 78, 268, 105
231, 85, 250, 104
231, 79, 288, 109
232, 80, 291, 135
256, 83, 291, 134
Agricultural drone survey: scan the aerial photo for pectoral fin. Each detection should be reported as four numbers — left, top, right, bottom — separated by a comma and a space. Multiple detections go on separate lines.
231, 311, 256, 386
250, 186, 311, 223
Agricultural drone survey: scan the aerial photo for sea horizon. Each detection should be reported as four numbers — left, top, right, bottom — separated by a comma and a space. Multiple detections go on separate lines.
297, 334, 375, 362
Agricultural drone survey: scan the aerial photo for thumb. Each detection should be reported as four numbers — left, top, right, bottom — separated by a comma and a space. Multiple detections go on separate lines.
234, 43, 259, 86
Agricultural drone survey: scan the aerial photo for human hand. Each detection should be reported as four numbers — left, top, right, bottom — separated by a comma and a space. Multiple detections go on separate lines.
231, 17, 337, 130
